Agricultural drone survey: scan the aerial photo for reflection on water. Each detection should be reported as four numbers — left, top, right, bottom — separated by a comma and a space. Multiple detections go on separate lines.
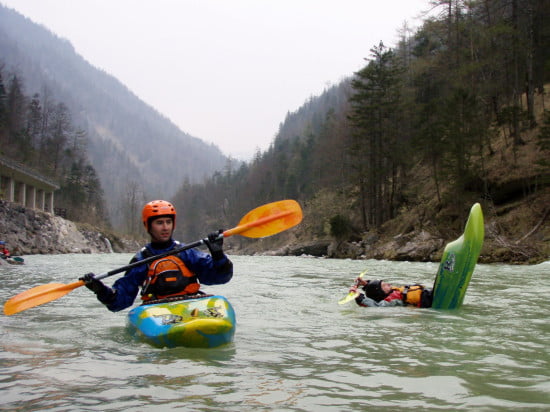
1, 254, 549, 410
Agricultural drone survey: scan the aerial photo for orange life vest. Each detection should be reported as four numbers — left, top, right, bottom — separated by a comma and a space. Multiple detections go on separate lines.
392, 284, 425, 307
140, 255, 200, 302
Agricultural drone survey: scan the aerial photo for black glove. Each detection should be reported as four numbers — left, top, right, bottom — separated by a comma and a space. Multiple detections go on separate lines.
204, 229, 225, 260
79, 273, 116, 305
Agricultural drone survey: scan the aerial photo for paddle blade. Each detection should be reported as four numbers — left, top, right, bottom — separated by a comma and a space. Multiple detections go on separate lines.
338, 269, 367, 305
3, 280, 85, 316
224, 199, 302, 238
338, 291, 360, 305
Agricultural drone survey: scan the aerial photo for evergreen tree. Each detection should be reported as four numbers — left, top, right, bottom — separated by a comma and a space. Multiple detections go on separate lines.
536, 110, 550, 170
47, 102, 72, 174
0, 66, 109, 227
0, 67, 7, 145
348, 42, 406, 228
5, 74, 26, 157
26, 94, 42, 148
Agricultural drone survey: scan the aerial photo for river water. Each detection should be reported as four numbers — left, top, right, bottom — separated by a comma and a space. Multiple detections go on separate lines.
1, 254, 549, 411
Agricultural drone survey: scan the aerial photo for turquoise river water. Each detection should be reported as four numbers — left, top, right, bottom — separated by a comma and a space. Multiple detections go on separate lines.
1, 254, 549, 411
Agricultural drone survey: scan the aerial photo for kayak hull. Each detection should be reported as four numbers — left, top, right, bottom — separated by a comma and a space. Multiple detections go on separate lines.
127, 295, 236, 348
1, 256, 24, 265
431, 203, 484, 309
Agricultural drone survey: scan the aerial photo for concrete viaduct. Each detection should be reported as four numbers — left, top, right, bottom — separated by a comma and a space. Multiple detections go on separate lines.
0, 155, 59, 213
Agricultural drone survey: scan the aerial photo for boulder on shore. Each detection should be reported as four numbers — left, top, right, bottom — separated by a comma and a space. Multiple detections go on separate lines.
0, 200, 138, 255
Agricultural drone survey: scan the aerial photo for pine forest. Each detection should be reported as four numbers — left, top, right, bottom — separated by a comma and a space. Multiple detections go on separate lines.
1, 0, 549, 262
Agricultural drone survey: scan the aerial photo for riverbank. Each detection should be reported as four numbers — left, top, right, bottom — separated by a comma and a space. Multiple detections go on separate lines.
0, 200, 139, 255
229, 191, 549, 264
1, 197, 548, 264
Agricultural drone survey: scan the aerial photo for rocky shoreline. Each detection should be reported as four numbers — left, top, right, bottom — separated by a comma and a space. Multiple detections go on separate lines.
0, 200, 139, 255
232, 232, 547, 264
1, 200, 547, 264
1, 200, 445, 261
230, 234, 448, 262
230, 210, 549, 264
270, 231, 448, 262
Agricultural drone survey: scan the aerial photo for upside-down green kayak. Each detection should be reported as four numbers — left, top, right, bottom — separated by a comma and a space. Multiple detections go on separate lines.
431, 203, 484, 309
127, 294, 236, 348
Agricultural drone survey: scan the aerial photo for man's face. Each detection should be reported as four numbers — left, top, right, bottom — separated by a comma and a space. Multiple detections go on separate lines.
380, 282, 393, 294
149, 217, 174, 243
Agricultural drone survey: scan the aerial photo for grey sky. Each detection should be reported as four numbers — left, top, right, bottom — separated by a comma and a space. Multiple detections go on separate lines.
2, 0, 429, 160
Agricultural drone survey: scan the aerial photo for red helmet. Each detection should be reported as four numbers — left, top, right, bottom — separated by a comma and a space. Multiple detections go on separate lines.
142, 200, 176, 231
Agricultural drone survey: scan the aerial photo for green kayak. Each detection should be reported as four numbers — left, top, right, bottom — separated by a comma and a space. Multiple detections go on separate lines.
431, 203, 484, 309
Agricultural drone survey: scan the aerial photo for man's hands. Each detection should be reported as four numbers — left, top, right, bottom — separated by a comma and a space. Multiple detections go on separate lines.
80, 273, 105, 293
355, 277, 368, 287
79, 273, 116, 304
205, 229, 225, 260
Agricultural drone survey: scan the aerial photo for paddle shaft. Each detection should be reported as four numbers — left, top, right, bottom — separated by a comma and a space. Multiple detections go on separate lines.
94, 238, 207, 281
96, 206, 300, 280
4, 199, 302, 315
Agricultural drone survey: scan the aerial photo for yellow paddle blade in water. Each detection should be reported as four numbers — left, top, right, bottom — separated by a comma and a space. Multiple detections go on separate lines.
338, 291, 360, 305
338, 269, 368, 305
4, 281, 85, 316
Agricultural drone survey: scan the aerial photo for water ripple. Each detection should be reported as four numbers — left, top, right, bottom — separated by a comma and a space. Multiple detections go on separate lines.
1, 255, 549, 410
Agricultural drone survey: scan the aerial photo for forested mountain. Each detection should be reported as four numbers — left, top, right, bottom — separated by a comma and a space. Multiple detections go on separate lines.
172, 0, 549, 262
0, 5, 228, 231
0, 2, 548, 262
0, 70, 109, 226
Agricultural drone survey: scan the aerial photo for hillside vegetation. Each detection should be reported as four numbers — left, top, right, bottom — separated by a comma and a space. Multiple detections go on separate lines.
0, 5, 228, 231
171, 1, 549, 263
212, 87, 549, 264
0, 1, 548, 263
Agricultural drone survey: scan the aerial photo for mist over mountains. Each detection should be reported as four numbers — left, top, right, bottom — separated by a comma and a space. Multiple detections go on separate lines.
0, 5, 229, 227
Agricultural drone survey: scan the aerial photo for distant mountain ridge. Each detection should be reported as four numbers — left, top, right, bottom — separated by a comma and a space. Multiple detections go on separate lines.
0, 5, 228, 227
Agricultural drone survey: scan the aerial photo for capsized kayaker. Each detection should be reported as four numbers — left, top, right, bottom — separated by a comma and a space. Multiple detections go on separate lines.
351, 278, 433, 308
80, 200, 233, 311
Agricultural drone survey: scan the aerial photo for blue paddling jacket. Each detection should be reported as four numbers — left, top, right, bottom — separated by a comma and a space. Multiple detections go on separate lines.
104, 239, 233, 312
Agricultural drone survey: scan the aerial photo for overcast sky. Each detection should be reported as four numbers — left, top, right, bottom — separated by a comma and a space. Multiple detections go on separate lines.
2, 0, 429, 160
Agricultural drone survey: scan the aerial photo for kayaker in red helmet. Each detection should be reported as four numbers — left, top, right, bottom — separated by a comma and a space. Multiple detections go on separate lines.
351, 278, 433, 308
79, 200, 233, 311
